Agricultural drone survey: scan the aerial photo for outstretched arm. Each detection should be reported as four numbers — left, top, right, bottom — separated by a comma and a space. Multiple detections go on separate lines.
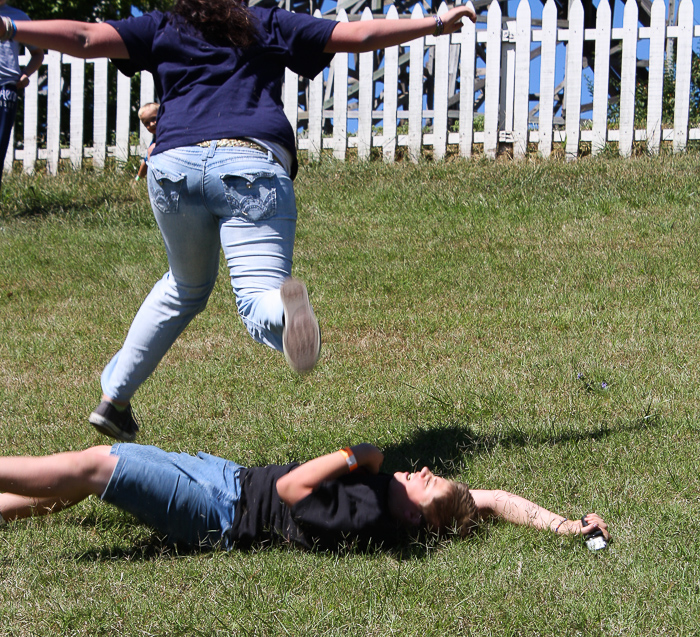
324, 4, 477, 54
1, 19, 128, 59
276, 443, 384, 507
470, 489, 610, 539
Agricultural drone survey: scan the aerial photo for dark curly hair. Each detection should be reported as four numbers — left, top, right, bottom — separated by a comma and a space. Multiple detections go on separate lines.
422, 480, 479, 538
170, 0, 258, 48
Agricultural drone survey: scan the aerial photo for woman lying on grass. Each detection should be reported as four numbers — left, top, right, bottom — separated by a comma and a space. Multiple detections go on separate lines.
0, 442, 609, 551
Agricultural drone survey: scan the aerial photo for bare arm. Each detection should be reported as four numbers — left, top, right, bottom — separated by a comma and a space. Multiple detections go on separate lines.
470, 489, 610, 539
136, 160, 148, 179
16, 45, 44, 90
3, 20, 128, 60
324, 4, 476, 54
276, 443, 384, 507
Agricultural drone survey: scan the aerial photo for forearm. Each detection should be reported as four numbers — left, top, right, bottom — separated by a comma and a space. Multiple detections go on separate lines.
326, 17, 442, 53
22, 48, 44, 78
11, 20, 128, 59
276, 443, 383, 507
471, 489, 569, 533
324, 5, 476, 54
471, 489, 610, 540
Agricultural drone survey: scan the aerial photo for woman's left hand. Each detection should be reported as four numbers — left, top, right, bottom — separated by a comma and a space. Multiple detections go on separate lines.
441, 4, 478, 33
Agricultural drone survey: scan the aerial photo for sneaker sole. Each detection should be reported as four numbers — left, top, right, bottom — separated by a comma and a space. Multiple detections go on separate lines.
281, 278, 321, 374
89, 412, 138, 442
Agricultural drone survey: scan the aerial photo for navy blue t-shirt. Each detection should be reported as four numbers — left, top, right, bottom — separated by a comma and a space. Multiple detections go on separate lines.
107, 8, 337, 174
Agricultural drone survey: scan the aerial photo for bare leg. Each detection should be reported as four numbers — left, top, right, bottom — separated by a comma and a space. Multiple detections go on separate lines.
0, 493, 77, 521
0, 446, 117, 522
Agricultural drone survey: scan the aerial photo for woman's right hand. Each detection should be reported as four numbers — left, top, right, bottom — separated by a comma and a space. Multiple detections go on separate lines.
351, 443, 384, 474
573, 513, 610, 540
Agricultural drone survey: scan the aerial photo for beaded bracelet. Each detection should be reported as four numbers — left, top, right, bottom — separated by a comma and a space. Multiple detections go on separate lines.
0, 16, 17, 42
554, 518, 568, 533
433, 15, 444, 37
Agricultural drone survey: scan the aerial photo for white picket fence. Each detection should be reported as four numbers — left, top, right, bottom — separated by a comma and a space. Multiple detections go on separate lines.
5, 0, 700, 174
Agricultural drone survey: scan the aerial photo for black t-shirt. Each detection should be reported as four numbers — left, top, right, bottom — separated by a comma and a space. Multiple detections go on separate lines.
227, 464, 403, 551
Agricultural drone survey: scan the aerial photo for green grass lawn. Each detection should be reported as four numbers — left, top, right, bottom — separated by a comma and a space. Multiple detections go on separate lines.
0, 152, 699, 635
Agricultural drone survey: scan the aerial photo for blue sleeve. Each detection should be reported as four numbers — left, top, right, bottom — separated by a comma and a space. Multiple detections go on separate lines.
106, 12, 162, 77
257, 8, 337, 79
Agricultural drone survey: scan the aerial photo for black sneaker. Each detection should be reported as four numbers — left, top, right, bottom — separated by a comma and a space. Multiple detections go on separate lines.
280, 278, 321, 374
89, 401, 140, 441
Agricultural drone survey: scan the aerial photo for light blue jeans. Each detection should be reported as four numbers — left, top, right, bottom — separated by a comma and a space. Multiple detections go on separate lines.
101, 143, 296, 402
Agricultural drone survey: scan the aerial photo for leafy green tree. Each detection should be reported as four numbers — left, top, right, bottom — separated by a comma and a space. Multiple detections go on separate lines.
607, 51, 700, 128
21, 0, 169, 22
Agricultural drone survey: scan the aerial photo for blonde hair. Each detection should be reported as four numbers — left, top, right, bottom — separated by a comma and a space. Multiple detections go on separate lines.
422, 480, 478, 538
138, 102, 159, 121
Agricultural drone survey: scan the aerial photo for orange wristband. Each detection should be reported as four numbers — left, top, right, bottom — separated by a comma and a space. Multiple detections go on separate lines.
339, 447, 358, 472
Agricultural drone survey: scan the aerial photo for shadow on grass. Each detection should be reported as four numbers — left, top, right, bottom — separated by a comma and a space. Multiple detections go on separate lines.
381, 411, 663, 478
72, 538, 182, 562
70, 530, 446, 563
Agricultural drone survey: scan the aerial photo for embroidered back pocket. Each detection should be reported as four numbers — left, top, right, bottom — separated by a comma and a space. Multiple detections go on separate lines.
149, 166, 186, 214
220, 170, 277, 222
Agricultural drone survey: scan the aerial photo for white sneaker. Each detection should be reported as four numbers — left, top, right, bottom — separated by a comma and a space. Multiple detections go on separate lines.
280, 278, 321, 374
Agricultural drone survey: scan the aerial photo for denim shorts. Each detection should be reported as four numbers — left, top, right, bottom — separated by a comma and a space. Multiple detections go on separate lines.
101, 443, 244, 550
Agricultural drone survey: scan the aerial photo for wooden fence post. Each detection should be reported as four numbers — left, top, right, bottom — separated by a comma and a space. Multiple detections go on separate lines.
382, 5, 400, 162
538, 0, 557, 158
92, 58, 108, 171
432, 2, 450, 160
408, 4, 426, 162
459, 2, 477, 159
513, 0, 532, 160
646, 0, 667, 155
673, 0, 693, 153
68, 55, 85, 170
46, 50, 61, 175
564, 0, 584, 160
139, 71, 155, 156
307, 9, 325, 161
332, 9, 349, 160
484, 0, 502, 159
591, 0, 611, 156
619, 0, 639, 158
358, 7, 374, 160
